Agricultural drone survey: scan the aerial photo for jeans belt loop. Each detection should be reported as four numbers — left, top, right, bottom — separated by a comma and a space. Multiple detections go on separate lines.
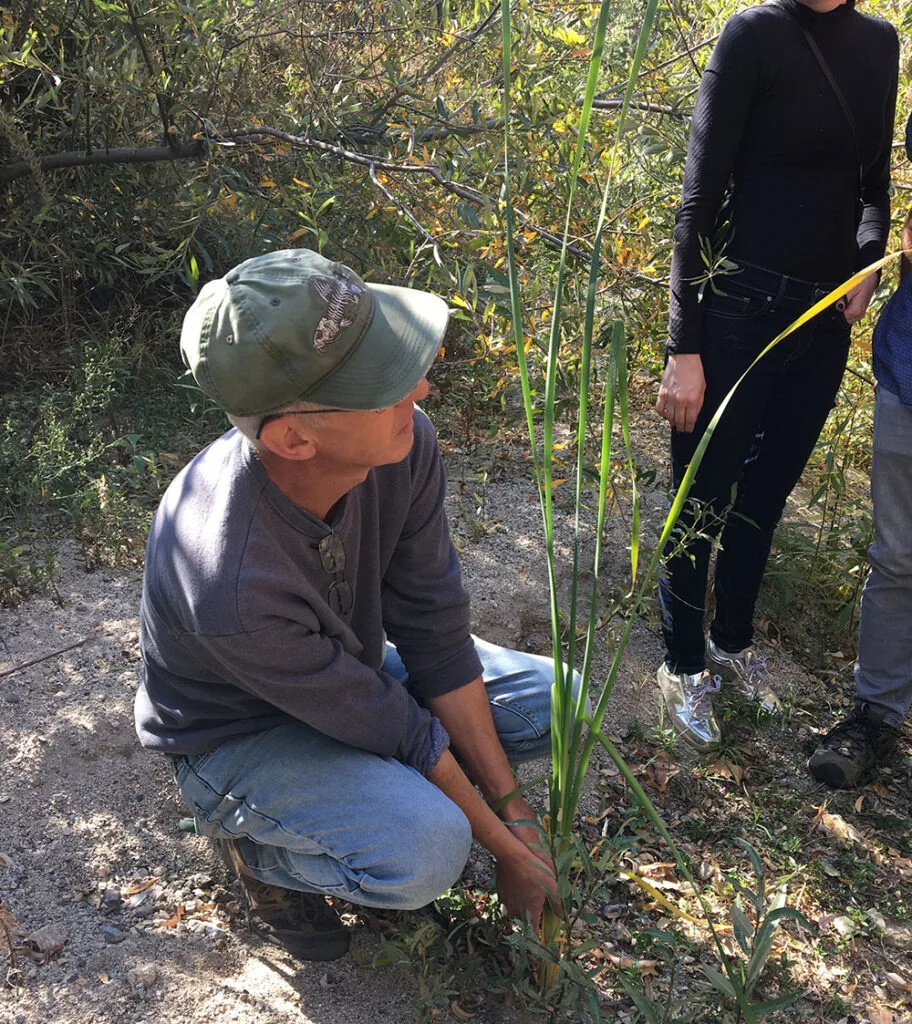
771, 272, 788, 310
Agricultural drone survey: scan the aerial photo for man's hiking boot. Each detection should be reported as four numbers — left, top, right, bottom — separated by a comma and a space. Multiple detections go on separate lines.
657, 664, 721, 751
808, 703, 901, 790
216, 838, 350, 961
706, 638, 781, 714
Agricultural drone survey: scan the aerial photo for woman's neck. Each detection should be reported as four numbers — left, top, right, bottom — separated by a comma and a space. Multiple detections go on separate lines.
797, 0, 847, 13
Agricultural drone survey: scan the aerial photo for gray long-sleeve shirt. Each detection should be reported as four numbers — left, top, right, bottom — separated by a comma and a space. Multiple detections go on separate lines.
135, 408, 482, 776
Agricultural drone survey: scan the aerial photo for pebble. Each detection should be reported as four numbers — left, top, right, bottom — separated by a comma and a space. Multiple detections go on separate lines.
30, 923, 67, 951
101, 888, 124, 914
101, 925, 127, 943
126, 963, 159, 988
4, 693, 21, 703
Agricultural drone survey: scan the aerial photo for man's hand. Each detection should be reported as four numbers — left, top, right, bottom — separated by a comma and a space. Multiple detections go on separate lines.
842, 272, 878, 325
501, 795, 551, 866
494, 839, 558, 924
656, 353, 706, 433
427, 750, 557, 925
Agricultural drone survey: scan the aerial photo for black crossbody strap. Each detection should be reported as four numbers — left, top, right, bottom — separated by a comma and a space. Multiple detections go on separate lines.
771, 0, 864, 201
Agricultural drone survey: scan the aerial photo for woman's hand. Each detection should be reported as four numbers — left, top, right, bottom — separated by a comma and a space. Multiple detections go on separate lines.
656, 353, 706, 433
842, 273, 877, 324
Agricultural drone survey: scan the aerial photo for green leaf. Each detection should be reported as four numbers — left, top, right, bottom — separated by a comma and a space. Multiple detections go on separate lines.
731, 903, 755, 955
701, 965, 738, 1000
751, 991, 804, 1018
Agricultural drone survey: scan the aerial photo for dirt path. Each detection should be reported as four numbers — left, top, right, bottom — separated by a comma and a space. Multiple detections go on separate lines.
1, 432, 872, 1024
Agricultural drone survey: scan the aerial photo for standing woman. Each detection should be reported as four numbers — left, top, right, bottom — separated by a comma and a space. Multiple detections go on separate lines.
655, 0, 898, 749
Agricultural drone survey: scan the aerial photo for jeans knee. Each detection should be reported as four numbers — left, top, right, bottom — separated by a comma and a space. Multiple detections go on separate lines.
869, 548, 912, 585
360, 802, 472, 911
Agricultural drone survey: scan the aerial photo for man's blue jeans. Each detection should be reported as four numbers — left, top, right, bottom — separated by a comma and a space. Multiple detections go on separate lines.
854, 386, 912, 727
173, 637, 576, 910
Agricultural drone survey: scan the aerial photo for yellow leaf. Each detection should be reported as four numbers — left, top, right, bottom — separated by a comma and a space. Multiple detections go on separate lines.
366, 208, 378, 220
551, 478, 568, 489
619, 870, 706, 927
292, 177, 311, 189
260, 177, 277, 188
290, 227, 310, 240
553, 25, 587, 45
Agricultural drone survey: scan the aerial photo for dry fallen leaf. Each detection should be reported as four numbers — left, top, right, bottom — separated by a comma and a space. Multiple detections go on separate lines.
867, 1007, 892, 1024
854, 795, 865, 813
885, 971, 912, 994
812, 804, 864, 845
643, 754, 679, 793
121, 877, 160, 897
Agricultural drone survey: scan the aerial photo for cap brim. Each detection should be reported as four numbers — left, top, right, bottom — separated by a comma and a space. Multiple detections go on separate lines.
304, 284, 449, 409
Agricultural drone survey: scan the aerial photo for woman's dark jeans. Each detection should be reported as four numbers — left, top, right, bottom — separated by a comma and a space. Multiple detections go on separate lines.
659, 262, 852, 673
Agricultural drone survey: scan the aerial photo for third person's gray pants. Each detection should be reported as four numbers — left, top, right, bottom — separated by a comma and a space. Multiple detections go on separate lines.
854, 385, 912, 727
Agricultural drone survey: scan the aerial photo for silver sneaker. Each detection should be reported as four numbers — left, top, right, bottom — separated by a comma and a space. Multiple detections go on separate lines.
656, 664, 722, 751
706, 638, 781, 713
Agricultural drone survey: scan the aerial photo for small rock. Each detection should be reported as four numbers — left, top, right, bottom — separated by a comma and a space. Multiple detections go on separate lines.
100, 925, 127, 944
880, 918, 912, 951
30, 923, 67, 952
126, 963, 159, 989
101, 889, 123, 914
4, 693, 21, 703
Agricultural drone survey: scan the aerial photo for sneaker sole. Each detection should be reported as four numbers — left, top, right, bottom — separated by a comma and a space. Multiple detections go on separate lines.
251, 918, 351, 961
807, 753, 858, 790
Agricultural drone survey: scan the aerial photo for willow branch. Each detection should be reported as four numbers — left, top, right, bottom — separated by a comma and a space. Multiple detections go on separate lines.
0, 141, 207, 184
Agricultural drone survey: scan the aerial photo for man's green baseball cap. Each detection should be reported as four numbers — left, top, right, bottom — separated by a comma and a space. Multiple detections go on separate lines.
180, 249, 449, 416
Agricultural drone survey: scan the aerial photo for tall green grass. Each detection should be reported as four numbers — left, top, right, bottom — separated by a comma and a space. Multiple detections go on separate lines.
498, 0, 900, 1015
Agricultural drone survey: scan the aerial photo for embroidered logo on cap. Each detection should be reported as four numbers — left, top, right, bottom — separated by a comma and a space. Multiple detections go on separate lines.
311, 272, 365, 351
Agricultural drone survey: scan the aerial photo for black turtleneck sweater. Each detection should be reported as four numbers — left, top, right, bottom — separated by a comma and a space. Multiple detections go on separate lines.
668, 0, 898, 354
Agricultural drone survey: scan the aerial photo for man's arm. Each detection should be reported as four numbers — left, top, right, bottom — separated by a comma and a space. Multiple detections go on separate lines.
427, 678, 555, 922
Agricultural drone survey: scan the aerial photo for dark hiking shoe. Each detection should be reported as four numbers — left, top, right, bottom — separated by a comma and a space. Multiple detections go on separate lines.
808, 704, 901, 790
215, 838, 350, 961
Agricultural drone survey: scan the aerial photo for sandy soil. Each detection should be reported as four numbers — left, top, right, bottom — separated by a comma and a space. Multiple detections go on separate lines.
0, 427, 813, 1024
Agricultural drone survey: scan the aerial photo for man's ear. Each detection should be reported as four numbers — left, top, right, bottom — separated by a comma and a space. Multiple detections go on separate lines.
259, 417, 318, 462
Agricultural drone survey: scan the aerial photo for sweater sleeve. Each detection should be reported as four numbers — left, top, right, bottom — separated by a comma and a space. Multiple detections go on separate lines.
668, 15, 760, 355
855, 23, 898, 270
381, 411, 483, 700
191, 623, 450, 776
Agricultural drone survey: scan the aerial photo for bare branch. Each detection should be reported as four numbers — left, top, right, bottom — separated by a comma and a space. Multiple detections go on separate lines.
0, 141, 206, 185
589, 99, 688, 119
636, 34, 719, 80
368, 164, 454, 280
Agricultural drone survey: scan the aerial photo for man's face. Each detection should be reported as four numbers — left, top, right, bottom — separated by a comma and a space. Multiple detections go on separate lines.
309, 376, 430, 472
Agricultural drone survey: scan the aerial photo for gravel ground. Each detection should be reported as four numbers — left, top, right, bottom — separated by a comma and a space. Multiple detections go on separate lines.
0, 431, 800, 1024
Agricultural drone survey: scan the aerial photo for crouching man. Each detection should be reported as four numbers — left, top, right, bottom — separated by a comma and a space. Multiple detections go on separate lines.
135, 249, 574, 961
